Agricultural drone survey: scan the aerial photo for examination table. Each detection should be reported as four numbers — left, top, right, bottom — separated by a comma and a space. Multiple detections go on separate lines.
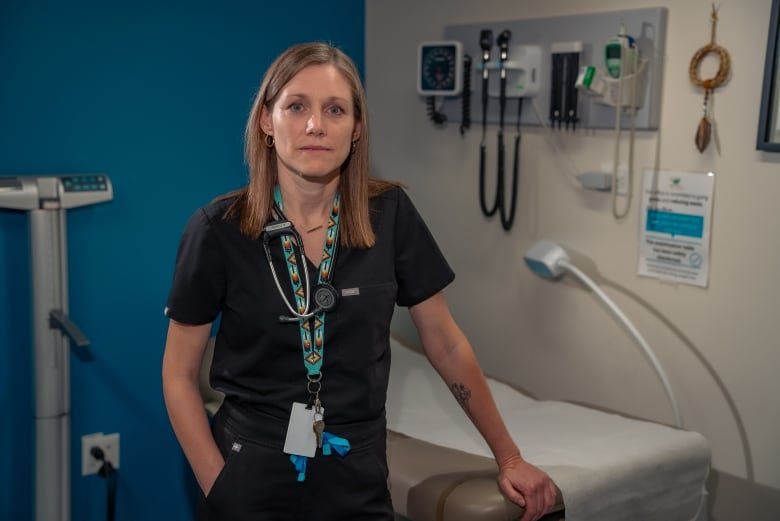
386, 337, 711, 521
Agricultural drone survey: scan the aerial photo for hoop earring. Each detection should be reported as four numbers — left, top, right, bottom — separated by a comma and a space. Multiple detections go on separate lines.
265, 135, 274, 148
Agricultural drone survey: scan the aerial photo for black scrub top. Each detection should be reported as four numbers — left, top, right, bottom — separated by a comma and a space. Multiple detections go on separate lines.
165, 186, 454, 425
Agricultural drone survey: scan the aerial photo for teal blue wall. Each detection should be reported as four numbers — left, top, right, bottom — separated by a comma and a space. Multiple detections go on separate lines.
0, 1, 365, 519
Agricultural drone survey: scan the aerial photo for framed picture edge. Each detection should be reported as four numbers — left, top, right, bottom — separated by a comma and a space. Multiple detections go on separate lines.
757, 0, 780, 152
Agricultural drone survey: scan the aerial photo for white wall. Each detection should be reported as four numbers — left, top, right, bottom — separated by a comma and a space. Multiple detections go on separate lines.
366, 0, 780, 510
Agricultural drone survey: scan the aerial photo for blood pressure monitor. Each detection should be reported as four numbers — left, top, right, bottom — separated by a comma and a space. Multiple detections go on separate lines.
417, 41, 464, 96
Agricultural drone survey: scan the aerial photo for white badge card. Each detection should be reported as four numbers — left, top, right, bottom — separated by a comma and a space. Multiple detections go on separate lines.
283, 402, 321, 458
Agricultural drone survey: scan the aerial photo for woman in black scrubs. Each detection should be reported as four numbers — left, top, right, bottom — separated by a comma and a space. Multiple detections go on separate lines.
162, 42, 556, 521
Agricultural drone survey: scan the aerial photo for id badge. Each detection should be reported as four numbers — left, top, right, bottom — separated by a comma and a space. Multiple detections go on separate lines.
283, 402, 322, 458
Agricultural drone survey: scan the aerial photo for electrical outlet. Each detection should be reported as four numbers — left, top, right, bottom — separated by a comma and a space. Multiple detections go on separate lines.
81, 432, 120, 476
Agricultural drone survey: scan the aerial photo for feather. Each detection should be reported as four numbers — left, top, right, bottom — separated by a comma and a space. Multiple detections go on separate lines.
695, 117, 712, 153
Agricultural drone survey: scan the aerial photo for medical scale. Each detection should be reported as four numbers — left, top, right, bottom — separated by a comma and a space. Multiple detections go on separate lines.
0, 174, 113, 521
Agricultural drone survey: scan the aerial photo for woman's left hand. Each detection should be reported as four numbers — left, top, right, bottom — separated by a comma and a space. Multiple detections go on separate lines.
496, 454, 558, 521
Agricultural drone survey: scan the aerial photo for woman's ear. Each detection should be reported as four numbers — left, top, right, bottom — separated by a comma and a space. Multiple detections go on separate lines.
260, 107, 273, 136
352, 122, 361, 142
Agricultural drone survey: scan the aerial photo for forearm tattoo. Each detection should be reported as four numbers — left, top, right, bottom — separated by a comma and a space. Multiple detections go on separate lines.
449, 382, 473, 417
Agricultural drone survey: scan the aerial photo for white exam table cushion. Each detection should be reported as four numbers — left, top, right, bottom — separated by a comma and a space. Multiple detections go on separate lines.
386, 338, 711, 521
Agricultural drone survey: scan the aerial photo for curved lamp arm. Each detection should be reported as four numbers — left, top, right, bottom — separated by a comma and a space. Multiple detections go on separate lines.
524, 240, 682, 428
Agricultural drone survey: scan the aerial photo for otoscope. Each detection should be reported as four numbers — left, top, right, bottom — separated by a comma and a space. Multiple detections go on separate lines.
478, 29, 496, 217
496, 30, 511, 221
477, 29, 520, 231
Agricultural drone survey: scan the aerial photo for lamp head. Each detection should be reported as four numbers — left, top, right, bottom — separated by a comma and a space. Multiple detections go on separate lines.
496, 30, 511, 51
523, 240, 569, 279
479, 30, 494, 52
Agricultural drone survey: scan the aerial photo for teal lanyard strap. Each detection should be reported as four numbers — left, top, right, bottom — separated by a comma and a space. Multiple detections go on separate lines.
273, 186, 340, 376
273, 187, 349, 481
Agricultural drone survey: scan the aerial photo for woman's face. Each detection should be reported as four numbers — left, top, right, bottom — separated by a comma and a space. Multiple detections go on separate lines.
261, 64, 361, 181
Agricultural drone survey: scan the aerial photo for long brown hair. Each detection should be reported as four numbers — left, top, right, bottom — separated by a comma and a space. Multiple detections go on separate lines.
226, 41, 396, 248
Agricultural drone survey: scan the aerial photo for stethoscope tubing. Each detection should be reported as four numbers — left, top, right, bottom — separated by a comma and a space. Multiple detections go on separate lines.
262, 204, 339, 322
262, 221, 316, 320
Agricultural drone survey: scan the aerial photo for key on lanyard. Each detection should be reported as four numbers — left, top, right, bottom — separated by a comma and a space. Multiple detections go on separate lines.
312, 398, 325, 448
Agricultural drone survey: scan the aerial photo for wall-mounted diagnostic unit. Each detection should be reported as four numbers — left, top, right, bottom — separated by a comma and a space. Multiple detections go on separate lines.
0, 174, 113, 521
416, 8, 667, 223
433, 7, 667, 130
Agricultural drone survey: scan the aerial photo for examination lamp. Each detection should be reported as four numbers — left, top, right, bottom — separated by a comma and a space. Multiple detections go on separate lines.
523, 240, 683, 428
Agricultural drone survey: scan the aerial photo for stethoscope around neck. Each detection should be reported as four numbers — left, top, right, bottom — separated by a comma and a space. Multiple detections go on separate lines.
261, 206, 340, 324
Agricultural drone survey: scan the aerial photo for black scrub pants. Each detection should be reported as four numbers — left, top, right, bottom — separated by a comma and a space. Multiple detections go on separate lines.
197, 400, 394, 521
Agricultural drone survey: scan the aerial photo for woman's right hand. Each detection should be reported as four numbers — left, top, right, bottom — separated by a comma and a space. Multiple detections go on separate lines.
162, 321, 226, 500
200, 459, 225, 497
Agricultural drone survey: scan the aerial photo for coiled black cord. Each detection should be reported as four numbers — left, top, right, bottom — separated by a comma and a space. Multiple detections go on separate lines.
460, 54, 472, 135
499, 98, 523, 231
426, 96, 447, 126
480, 30, 521, 231
478, 30, 496, 217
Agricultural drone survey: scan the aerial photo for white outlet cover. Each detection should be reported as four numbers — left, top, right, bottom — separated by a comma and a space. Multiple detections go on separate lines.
81, 432, 120, 476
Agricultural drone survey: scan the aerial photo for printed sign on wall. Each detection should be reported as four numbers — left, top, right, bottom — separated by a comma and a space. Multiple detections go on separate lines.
638, 169, 715, 288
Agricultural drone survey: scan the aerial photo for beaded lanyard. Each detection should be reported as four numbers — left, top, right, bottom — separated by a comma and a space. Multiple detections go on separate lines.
274, 186, 339, 376
273, 186, 350, 480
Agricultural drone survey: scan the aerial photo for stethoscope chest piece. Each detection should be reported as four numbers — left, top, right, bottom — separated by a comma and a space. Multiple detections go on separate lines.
313, 283, 339, 313
262, 216, 341, 323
